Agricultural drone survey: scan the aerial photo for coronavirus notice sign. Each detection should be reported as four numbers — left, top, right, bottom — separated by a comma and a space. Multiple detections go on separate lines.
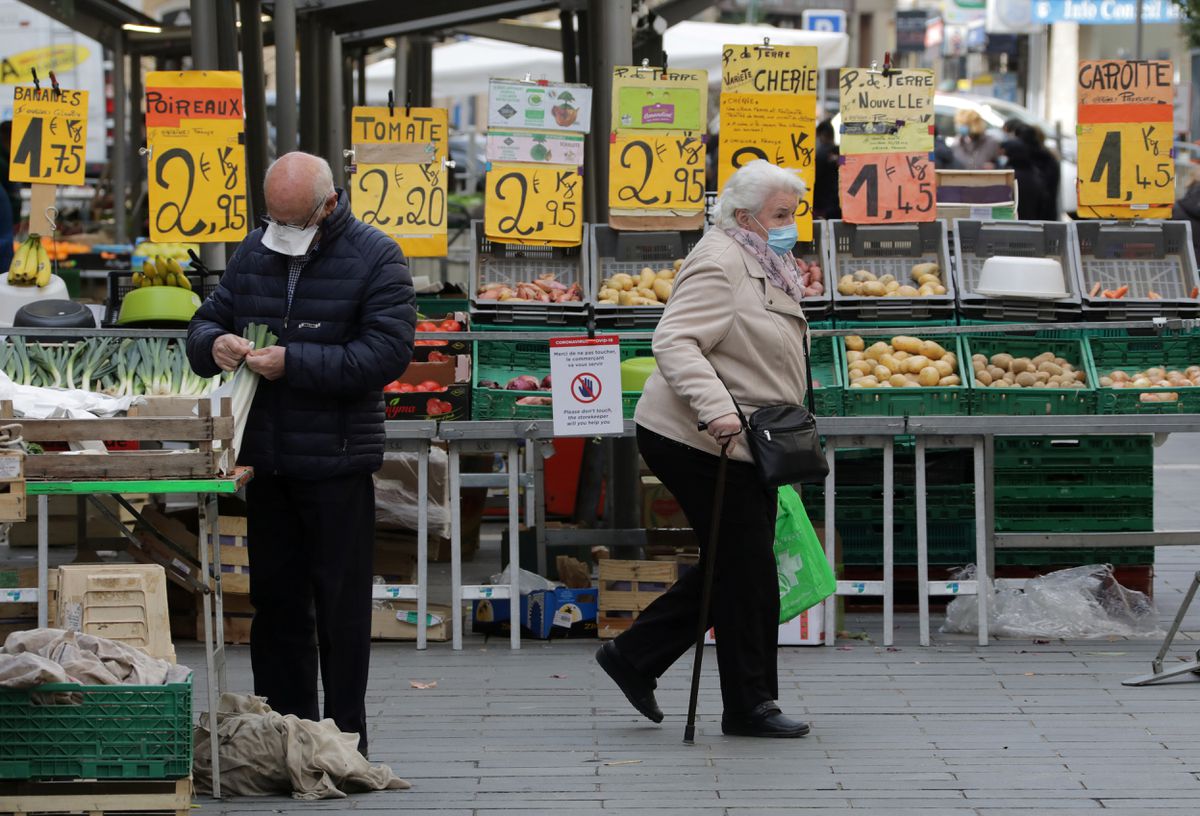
549, 336, 624, 436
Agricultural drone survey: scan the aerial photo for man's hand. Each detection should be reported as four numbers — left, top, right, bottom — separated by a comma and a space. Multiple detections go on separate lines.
246, 346, 287, 381
213, 333, 253, 372
704, 412, 742, 451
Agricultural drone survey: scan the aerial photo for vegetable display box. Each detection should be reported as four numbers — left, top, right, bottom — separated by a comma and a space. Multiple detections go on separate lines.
469, 221, 589, 325
1086, 334, 1200, 414
1074, 221, 1200, 320
0, 676, 192, 780
412, 312, 469, 362
963, 335, 1096, 415
385, 355, 470, 421
589, 226, 700, 328
842, 333, 969, 416
472, 587, 598, 639
827, 221, 955, 321
952, 220, 1082, 322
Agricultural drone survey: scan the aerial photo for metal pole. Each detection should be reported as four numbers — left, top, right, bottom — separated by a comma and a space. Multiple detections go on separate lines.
215, 0, 240, 71
127, 47, 143, 222
239, 0, 268, 225
111, 33, 128, 244
327, 31, 345, 188
298, 16, 321, 153
191, 0, 226, 269
1135, 1, 1143, 60
586, 0, 631, 223
356, 48, 367, 106
560, 9, 578, 83
274, 0, 298, 155
393, 37, 410, 101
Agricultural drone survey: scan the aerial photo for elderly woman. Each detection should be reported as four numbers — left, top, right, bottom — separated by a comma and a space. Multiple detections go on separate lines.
595, 160, 815, 739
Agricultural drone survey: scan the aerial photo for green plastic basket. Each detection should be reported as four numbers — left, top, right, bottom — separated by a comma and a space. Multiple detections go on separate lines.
0, 678, 192, 781
992, 466, 1153, 488
992, 435, 1154, 470
1086, 334, 1200, 414
842, 334, 969, 416
811, 336, 844, 416
994, 499, 1153, 532
963, 335, 1096, 415
995, 548, 1154, 567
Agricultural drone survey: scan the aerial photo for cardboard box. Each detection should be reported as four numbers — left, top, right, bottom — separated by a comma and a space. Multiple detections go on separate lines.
936, 169, 1017, 222
472, 587, 599, 640
412, 312, 470, 362
371, 601, 452, 641
641, 476, 688, 529
385, 355, 471, 421
7, 494, 148, 547
706, 604, 824, 647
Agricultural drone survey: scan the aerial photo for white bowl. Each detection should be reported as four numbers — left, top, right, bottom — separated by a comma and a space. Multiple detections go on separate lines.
974, 256, 1069, 300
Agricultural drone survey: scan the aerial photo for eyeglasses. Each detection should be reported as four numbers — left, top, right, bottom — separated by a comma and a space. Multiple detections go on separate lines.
262, 198, 325, 232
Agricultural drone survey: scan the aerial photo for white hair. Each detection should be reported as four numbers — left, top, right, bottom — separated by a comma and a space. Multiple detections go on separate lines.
264, 152, 335, 210
711, 160, 807, 230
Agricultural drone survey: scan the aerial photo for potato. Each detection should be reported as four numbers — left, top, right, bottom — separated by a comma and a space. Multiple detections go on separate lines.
838, 280, 858, 295
630, 296, 659, 306
873, 365, 892, 381
636, 286, 658, 301
1037, 361, 1063, 376
673, 258, 684, 271
991, 353, 1014, 370
911, 262, 939, 279
896, 285, 920, 297
939, 375, 961, 386
885, 280, 901, 293
975, 369, 993, 386
888, 374, 909, 388
918, 366, 941, 386
849, 360, 873, 374
1011, 357, 1033, 373
943, 352, 957, 369
990, 380, 1010, 388
932, 284, 947, 295
916, 273, 941, 286
862, 281, 887, 297
917, 284, 937, 297
652, 279, 673, 302
1016, 371, 1038, 387
853, 269, 877, 282
865, 342, 891, 360
848, 369, 867, 382
618, 290, 635, 306
599, 286, 619, 300
933, 359, 954, 378
879, 354, 903, 374
656, 268, 675, 280
845, 335, 865, 352
879, 274, 896, 285
1033, 352, 1056, 364
639, 269, 657, 289
987, 365, 1006, 380
903, 355, 931, 374
611, 273, 635, 291
892, 335, 923, 354
847, 350, 865, 363
921, 341, 947, 361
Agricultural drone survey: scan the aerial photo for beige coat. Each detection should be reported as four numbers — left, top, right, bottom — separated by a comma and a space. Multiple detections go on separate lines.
634, 229, 810, 463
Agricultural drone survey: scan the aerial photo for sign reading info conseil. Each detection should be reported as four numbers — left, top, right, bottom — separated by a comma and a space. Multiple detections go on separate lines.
549, 336, 624, 436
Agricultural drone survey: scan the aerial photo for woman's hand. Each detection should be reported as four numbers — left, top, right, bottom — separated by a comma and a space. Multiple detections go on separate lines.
705, 412, 743, 450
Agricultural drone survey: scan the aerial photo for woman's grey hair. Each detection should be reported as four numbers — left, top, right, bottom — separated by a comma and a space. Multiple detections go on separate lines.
264, 152, 336, 210
711, 159, 807, 230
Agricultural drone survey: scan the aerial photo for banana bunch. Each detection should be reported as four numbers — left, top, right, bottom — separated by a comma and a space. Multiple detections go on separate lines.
8, 234, 53, 287
132, 255, 193, 290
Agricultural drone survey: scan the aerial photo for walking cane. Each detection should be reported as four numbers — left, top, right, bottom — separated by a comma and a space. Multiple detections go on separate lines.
683, 432, 732, 745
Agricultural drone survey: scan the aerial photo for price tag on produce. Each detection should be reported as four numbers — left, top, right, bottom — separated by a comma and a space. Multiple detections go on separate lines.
145, 71, 247, 243
609, 132, 705, 213
9, 85, 88, 185
837, 67, 934, 154
549, 336, 624, 437
1076, 60, 1174, 211
839, 153, 935, 224
484, 161, 583, 246
611, 65, 707, 131
350, 106, 448, 257
719, 43, 817, 241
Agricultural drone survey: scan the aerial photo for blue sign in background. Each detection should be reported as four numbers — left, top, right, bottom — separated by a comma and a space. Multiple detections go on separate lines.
1032, 0, 1182, 24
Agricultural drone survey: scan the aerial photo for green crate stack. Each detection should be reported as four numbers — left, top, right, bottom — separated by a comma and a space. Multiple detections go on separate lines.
1085, 334, 1200, 415
992, 434, 1154, 566
963, 335, 1096, 415
472, 337, 652, 421
811, 337, 844, 416
841, 333, 970, 416
0, 678, 192, 781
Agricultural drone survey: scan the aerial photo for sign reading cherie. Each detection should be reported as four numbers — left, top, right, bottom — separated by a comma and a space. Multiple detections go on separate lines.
721, 43, 819, 94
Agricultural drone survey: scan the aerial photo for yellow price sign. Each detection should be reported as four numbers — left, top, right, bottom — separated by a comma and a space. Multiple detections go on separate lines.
1077, 122, 1174, 208
352, 164, 447, 257
484, 162, 583, 246
349, 106, 449, 256
720, 43, 818, 95
838, 67, 934, 155
608, 133, 705, 213
9, 86, 88, 185
145, 71, 247, 243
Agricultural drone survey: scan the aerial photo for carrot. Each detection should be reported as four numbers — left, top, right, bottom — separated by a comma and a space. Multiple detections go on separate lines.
1101, 289, 1115, 299
1089, 282, 1101, 297
1112, 285, 1129, 299
1147, 291, 1163, 300
1193, 286, 1199, 298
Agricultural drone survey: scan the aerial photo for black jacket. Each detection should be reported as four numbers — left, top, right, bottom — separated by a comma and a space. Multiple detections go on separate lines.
186, 189, 416, 478
1000, 139, 1046, 222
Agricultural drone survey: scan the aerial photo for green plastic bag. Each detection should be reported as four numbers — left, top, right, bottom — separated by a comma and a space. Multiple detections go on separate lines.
776, 485, 836, 624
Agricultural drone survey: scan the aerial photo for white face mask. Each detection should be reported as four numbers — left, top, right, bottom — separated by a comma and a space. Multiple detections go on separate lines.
262, 221, 318, 256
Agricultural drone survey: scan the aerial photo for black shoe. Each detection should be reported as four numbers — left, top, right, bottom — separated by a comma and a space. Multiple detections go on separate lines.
721, 701, 810, 738
595, 642, 663, 724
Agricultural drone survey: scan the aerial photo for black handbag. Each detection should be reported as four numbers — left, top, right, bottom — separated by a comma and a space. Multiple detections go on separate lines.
720, 344, 829, 487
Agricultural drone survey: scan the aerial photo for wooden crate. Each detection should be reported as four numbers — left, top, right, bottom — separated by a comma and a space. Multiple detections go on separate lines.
597, 560, 678, 639
0, 448, 26, 522
1, 399, 233, 480
0, 775, 192, 816
56, 564, 175, 663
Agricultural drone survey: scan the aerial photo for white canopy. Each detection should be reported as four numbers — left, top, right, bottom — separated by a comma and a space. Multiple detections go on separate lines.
365, 20, 850, 102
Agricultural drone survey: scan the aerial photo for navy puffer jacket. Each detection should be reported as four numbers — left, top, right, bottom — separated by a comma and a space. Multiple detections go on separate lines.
186, 189, 416, 478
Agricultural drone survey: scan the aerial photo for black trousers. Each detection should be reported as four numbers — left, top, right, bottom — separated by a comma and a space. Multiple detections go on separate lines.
246, 471, 375, 750
617, 426, 780, 714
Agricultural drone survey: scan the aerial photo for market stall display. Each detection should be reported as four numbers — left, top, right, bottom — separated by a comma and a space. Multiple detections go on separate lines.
469, 221, 588, 325
963, 336, 1095, 415
1088, 334, 1200, 414
1074, 221, 1200, 320
841, 333, 968, 415
0, 337, 222, 396
952, 221, 1082, 322
828, 221, 956, 320
589, 226, 693, 327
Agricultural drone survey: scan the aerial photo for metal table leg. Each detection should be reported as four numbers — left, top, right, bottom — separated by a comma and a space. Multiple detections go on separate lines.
198, 493, 225, 798
1123, 570, 1200, 686
449, 440, 464, 650
507, 442, 521, 651
416, 442, 429, 650
882, 438, 895, 647
974, 436, 991, 646
916, 437, 930, 647
822, 442, 837, 647
37, 495, 47, 628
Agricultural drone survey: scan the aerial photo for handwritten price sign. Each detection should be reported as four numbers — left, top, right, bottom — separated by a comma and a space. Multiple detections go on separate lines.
484, 162, 583, 246
839, 153, 935, 224
608, 133, 705, 213
721, 43, 819, 95
838, 68, 934, 155
146, 71, 247, 243
9, 86, 88, 185
350, 106, 448, 256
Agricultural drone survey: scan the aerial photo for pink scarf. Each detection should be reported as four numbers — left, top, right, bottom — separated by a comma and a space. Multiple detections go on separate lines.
723, 228, 807, 304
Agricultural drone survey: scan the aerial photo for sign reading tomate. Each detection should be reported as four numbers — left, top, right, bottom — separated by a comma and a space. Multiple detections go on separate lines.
9, 85, 88, 186
484, 162, 583, 246
838, 67, 935, 224
145, 71, 247, 243
349, 106, 449, 257
718, 43, 817, 241
1076, 59, 1174, 211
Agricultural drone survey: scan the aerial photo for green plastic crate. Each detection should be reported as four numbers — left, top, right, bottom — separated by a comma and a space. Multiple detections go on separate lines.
842, 334, 969, 416
1086, 334, 1200, 414
992, 466, 1153, 488
992, 435, 1154, 470
837, 519, 976, 566
993, 482, 1154, 502
0, 678, 192, 781
963, 335, 1096, 415
995, 548, 1154, 567
812, 337, 844, 416
994, 500, 1153, 532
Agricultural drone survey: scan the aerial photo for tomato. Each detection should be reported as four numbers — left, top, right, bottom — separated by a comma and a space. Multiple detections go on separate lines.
398, 383, 415, 393
416, 321, 439, 333
426, 351, 451, 362
417, 379, 443, 392
383, 381, 404, 393
438, 319, 462, 332
426, 398, 447, 416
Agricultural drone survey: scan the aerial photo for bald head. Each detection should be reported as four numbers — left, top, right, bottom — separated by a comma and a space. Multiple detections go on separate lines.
264, 152, 336, 227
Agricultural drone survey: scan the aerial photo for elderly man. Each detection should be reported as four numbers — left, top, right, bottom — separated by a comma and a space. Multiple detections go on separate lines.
187, 152, 415, 755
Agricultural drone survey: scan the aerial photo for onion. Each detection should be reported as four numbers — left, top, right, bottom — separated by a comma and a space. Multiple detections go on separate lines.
506, 375, 541, 391
540, 374, 553, 389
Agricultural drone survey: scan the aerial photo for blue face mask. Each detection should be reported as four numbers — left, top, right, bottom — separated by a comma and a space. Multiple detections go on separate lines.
957, 124, 970, 137
752, 215, 798, 256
